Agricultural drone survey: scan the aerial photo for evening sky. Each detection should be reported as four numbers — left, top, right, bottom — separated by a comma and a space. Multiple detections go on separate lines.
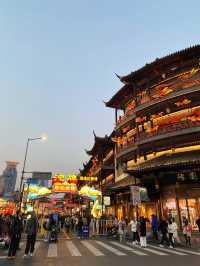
0, 0, 199, 186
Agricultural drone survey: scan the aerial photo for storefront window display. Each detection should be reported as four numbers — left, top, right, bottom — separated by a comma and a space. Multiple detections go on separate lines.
187, 199, 198, 229
105, 206, 114, 217
117, 206, 123, 220
163, 199, 179, 225
179, 199, 188, 224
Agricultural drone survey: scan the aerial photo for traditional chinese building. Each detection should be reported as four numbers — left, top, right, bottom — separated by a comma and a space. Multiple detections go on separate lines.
80, 132, 115, 216
105, 45, 200, 229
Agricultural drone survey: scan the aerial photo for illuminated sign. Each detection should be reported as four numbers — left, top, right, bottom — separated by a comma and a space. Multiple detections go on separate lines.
79, 185, 101, 200
52, 182, 77, 193
52, 174, 98, 182
79, 176, 98, 182
103, 196, 110, 206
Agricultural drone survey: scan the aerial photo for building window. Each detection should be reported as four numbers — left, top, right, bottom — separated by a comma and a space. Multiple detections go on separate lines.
187, 199, 198, 230
163, 199, 179, 226
178, 199, 188, 224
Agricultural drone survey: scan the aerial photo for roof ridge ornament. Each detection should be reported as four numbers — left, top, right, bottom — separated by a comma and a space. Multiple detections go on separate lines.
93, 130, 97, 138
115, 73, 122, 80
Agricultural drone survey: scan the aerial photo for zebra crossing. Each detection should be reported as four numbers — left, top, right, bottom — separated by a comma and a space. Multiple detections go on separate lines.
35, 240, 200, 258
1, 240, 200, 259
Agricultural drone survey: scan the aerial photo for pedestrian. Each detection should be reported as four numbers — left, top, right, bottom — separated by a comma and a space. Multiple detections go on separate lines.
90, 217, 95, 237
65, 216, 71, 233
71, 215, 75, 232
75, 215, 79, 235
159, 218, 169, 247
140, 217, 148, 248
196, 217, 200, 233
171, 218, 180, 244
7, 211, 23, 259
183, 219, 192, 248
151, 214, 158, 241
114, 216, 118, 227
118, 219, 124, 243
24, 211, 38, 258
42, 215, 50, 242
168, 219, 175, 248
60, 215, 65, 229
77, 217, 83, 239
96, 218, 100, 235
129, 217, 138, 245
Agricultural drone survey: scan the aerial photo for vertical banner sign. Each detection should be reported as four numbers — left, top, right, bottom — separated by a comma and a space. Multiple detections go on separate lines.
130, 186, 141, 206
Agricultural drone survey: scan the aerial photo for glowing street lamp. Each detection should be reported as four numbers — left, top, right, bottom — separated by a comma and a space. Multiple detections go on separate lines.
19, 135, 47, 209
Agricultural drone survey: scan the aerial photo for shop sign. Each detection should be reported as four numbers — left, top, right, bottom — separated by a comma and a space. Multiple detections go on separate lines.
103, 196, 111, 206
52, 182, 77, 193
79, 176, 98, 181
130, 186, 141, 206
79, 185, 101, 200
140, 187, 150, 202
52, 174, 98, 183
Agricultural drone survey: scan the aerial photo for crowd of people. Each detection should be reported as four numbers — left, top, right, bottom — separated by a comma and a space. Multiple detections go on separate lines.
0, 210, 38, 260
0, 210, 200, 260
108, 214, 195, 249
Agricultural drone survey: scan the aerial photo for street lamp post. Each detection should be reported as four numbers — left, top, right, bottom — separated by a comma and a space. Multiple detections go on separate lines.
19, 136, 47, 210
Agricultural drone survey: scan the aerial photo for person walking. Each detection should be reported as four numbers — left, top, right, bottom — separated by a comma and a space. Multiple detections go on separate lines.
168, 219, 176, 248
7, 211, 23, 259
140, 217, 148, 248
151, 214, 158, 241
159, 218, 169, 247
24, 212, 38, 258
42, 215, 50, 242
118, 219, 124, 243
65, 216, 71, 234
171, 218, 180, 244
129, 217, 138, 245
77, 217, 83, 239
183, 219, 192, 248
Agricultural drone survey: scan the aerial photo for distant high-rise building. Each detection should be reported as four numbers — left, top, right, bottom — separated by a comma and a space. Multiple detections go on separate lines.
0, 161, 19, 197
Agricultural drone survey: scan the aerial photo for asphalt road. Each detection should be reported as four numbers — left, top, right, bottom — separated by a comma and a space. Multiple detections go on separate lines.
0, 233, 200, 266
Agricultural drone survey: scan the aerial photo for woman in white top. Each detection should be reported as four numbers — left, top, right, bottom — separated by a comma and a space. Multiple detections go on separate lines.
129, 218, 137, 245
168, 219, 177, 248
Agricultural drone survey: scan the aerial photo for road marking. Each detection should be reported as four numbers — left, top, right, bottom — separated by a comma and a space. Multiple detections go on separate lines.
63, 230, 71, 239
81, 241, 104, 256
139, 247, 168, 256
126, 242, 168, 255
111, 241, 148, 256
174, 247, 200, 256
47, 243, 57, 258
148, 245, 187, 256
0, 256, 7, 259
66, 241, 81, 256
95, 241, 126, 256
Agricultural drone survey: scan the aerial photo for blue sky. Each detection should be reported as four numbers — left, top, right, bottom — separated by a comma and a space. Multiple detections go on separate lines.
0, 0, 199, 184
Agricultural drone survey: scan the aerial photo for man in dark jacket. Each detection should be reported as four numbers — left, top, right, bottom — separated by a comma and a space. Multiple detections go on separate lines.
24, 212, 38, 258
159, 218, 169, 247
7, 210, 23, 259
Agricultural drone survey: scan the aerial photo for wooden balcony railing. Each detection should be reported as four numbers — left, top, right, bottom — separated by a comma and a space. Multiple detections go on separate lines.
137, 120, 200, 142
116, 120, 200, 157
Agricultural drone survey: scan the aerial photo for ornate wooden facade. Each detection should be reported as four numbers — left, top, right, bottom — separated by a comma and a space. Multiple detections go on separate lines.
105, 45, 200, 228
